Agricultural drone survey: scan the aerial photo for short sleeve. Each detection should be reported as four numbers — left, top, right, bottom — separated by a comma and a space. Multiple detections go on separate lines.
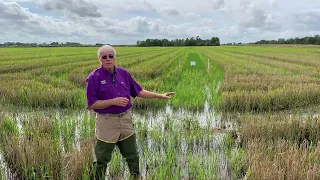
127, 72, 142, 98
86, 75, 99, 108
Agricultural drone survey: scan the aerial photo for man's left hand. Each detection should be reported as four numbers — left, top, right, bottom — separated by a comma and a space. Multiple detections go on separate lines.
161, 92, 176, 99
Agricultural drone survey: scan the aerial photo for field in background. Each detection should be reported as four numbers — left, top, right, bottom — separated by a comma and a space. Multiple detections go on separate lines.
0, 45, 319, 179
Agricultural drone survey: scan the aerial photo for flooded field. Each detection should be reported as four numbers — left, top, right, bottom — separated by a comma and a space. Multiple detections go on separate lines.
0, 103, 242, 179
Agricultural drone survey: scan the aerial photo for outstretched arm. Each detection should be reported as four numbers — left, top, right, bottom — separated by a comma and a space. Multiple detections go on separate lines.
137, 89, 175, 99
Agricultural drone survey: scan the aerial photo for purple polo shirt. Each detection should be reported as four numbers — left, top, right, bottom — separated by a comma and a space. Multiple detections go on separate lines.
86, 66, 142, 114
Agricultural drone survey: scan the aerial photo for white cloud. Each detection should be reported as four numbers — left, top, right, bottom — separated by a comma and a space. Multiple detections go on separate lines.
3, 0, 33, 2
35, 0, 101, 17
212, 0, 225, 10
293, 9, 320, 31
159, 7, 181, 18
1, 0, 320, 44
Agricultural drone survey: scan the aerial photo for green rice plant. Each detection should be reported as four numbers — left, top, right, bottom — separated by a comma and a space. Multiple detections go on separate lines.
58, 116, 77, 152
226, 147, 245, 179
0, 47, 227, 111
132, 97, 168, 109
0, 115, 19, 138
131, 111, 233, 179
128, 49, 183, 78
79, 111, 95, 139
131, 51, 185, 109
182, 115, 201, 131
134, 119, 149, 142
117, 48, 177, 68
169, 52, 208, 110
187, 151, 217, 179
108, 149, 125, 178
0, 47, 180, 109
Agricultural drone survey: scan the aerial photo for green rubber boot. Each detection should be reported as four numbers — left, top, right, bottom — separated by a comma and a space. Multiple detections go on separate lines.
117, 134, 140, 176
93, 139, 116, 180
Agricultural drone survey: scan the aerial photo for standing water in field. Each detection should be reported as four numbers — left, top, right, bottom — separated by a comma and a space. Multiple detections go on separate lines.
131, 102, 237, 179
0, 106, 239, 180
0, 152, 6, 179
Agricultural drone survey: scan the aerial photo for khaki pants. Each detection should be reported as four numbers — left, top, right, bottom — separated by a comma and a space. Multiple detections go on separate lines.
95, 111, 134, 143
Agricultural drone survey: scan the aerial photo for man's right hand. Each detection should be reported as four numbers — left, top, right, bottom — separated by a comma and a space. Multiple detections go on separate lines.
112, 97, 129, 107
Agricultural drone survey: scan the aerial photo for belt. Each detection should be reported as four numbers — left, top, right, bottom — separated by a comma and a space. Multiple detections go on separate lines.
99, 111, 128, 118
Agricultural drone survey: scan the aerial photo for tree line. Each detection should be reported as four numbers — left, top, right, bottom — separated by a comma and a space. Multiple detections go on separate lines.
136, 36, 220, 47
1, 35, 320, 47
252, 35, 320, 45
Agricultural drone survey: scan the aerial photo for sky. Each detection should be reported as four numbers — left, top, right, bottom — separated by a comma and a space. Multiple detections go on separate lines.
1, 0, 320, 45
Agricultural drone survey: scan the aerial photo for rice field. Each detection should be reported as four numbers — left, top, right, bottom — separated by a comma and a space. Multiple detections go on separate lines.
0, 45, 319, 179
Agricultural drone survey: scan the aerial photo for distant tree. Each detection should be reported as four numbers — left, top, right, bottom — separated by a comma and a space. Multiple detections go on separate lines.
278, 38, 285, 44
136, 36, 221, 47
315, 35, 320, 45
210, 37, 220, 46
189, 37, 196, 46
251, 35, 320, 45
162, 39, 169, 46
285, 38, 294, 44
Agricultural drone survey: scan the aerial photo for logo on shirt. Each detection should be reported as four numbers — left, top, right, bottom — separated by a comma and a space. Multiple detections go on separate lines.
101, 80, 106, 84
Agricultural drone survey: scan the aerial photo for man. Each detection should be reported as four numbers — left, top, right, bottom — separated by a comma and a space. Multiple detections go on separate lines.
86, 45, 175, 179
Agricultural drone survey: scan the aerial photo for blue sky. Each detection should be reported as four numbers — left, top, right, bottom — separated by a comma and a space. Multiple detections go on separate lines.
1, 0, 320, 44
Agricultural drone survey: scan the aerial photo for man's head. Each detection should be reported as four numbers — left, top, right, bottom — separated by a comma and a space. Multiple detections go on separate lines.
97, 45, 116, 71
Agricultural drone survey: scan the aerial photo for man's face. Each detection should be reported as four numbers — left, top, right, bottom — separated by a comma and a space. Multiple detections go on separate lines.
99, 50, 115, 71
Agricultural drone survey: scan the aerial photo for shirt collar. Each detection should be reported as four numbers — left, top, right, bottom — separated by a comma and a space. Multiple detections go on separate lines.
100, 65, 117, 76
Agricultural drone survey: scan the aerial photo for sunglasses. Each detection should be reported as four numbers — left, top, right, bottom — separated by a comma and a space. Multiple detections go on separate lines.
101, 55, 114, 59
